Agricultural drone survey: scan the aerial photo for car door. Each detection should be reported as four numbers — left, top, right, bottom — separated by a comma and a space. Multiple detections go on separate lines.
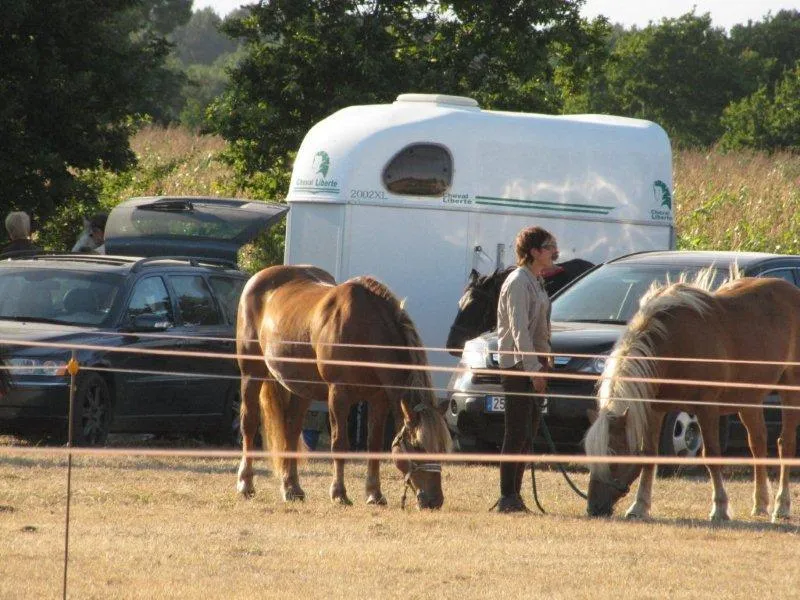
115, 275, 185, 425
167, 273, 235, 422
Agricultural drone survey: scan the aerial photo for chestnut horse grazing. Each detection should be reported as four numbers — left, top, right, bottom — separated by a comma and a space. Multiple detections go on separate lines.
236, 265, 452, 509
585, 276, 800, 522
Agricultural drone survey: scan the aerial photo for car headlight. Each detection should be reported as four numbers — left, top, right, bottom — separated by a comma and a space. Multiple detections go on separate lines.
7, 358, 68, 376
577, 352, 610, 374
461, 338, 492, 369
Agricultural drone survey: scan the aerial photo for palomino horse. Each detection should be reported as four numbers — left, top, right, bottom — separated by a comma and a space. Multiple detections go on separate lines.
585, 275, 800, 522
446, 259, 594, 356
236, 265, 452, 509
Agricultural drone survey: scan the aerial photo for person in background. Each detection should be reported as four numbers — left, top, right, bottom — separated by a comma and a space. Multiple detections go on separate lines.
493, 226, 559, 512
1, 211, 40, 258
72, 212, 108, 254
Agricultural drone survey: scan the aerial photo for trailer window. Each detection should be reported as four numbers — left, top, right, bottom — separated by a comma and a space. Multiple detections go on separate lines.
382, 144, 452, 196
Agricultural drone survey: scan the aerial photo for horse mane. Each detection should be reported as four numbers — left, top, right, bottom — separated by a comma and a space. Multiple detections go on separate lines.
585, 266, 740, 468
349, 276, 452, 453
468, 267, 513, 292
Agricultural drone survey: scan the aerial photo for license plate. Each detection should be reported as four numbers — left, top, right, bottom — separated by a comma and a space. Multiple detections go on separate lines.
484, 396, 549, 414
485, 395, 505, 413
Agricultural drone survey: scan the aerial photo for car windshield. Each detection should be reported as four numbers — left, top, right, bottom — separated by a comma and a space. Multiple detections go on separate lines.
0, 268, 124, 326
551, 263, 730, 324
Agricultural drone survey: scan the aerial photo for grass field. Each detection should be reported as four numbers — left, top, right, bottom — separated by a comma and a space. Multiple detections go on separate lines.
2, 445, 799, 599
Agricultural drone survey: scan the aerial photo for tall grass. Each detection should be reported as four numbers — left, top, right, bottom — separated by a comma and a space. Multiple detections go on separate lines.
675, 149, 800, 253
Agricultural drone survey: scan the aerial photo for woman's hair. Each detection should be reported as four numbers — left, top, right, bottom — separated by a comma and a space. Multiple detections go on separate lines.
5, 211, 31, 240
514, 226, 554, 266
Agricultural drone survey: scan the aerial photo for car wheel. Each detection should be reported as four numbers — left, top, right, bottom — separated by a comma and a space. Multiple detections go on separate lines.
658, 411, 702, 477
71, 373, 112, 447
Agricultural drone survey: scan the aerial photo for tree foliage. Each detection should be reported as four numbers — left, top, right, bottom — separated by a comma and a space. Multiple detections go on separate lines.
729, 10, 800, 90
0, 0, 190, 229
171, 7, 239, 66
209, 0, 606, 197
593, 12, 763, 146
719, 61, 800, 151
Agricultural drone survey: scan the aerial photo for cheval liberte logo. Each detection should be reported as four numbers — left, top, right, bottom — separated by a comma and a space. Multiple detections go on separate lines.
650, 180, 672, 221
292, 150, 340, 196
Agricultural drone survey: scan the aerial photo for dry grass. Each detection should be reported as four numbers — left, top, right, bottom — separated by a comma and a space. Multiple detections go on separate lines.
2, 447, 800, 600
674, 149, 800, 252
126, 126, 241, 198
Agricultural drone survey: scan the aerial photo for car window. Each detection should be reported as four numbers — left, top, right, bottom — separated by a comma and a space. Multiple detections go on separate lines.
758, 268, 797, 286
208, 276, 245, 324
551, 264, 729, 323
170, 275, 222, 326
126, 276, 174, 325
0, 268, 122, 326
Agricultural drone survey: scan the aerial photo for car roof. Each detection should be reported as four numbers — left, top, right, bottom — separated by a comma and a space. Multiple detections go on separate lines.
607, 250, 796, 270
0, 254, 248, 277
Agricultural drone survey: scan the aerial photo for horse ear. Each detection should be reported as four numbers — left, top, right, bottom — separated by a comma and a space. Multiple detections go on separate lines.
399, 400, 420, 426
587, 409, 598, 424
469, 269, 479, 282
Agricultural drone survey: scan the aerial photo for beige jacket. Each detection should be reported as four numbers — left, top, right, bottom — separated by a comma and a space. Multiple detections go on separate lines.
496, 266, 551, 372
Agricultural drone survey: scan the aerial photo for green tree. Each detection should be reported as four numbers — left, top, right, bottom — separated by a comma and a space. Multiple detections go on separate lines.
720, 61, 800, 150
594, 12, 762, 146
730, 10, 800, 90
0, 0, 191, 238
171, 7, 239, 66
210, 0, 604, 198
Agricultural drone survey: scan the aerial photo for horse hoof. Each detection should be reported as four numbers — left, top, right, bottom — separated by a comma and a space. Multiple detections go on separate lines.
237, 481, 255, 498
771, 509, 791, 523
624, 512, 647, 520
366, 494, 387, 506
332, 495, 353, 506
282, 488, 306, 502
751, 507, 769, 517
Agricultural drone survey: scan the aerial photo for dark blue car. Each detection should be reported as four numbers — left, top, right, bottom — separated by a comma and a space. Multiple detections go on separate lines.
0, 197, 286, 446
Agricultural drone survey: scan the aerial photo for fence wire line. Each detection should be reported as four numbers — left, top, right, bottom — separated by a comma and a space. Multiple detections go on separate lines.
3, 337, 800, 394
20, 364, 800, 416
4, 333, 800, 369
4, 445, 800, 468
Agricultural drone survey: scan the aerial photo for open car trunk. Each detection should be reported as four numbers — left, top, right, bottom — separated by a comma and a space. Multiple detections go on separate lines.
103, 196, 288, 263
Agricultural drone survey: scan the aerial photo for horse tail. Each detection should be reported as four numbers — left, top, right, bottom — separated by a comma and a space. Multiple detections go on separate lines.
259, 376, 294, 473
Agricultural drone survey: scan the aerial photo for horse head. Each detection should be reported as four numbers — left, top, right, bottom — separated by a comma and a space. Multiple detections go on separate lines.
391, 399, 451, 509
585, 408, 643, 517
446, 268, 511, 356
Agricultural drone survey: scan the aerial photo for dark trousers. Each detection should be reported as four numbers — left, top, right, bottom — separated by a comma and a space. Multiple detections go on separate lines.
499, 362, 542, 497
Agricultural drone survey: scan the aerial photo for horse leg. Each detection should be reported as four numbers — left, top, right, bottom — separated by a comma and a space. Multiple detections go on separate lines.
696, 409, 731, 521
365, 398, 389, 506
280, 393, 311, 502
625, 411, 664, 520
773, 380, 800, 522
738, 405, 771, 516
328, 385, 353, 506
236, 374, 263, 498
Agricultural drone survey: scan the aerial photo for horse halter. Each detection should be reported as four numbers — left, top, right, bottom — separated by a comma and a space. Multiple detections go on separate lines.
391, 411, 442, 510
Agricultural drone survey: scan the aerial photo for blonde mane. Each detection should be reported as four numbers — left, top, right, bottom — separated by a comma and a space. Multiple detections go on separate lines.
584, 265, 740, 471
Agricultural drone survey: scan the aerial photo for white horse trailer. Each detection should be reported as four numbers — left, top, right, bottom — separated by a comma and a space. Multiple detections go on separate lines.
284, 93, 675, 401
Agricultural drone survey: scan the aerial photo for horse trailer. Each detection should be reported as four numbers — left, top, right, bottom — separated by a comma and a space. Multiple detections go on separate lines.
284, 93, 675, 402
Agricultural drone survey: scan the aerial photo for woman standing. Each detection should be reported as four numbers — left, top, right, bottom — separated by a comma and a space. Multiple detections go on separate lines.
493, 226, 559, 512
